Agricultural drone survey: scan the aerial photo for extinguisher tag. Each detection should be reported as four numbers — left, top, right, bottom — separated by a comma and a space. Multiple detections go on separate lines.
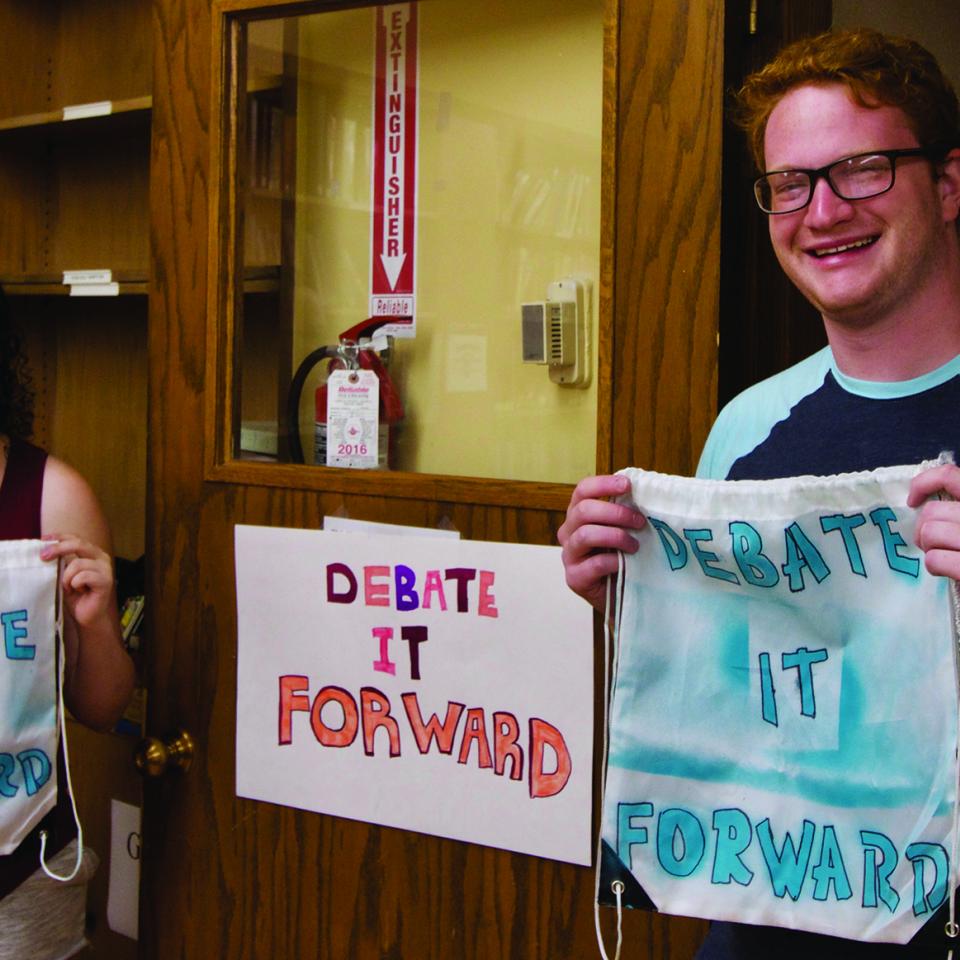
326, 369, 380, 469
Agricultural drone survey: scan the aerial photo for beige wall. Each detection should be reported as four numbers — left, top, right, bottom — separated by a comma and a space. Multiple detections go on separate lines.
832, 0, 960, 91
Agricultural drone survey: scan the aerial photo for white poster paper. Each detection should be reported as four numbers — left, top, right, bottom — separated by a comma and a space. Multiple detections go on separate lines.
107, 799, 141, 940
235, 525, 594, 865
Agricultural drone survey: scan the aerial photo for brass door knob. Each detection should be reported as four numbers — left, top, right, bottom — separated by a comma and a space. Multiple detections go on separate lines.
134, 729, 195, 778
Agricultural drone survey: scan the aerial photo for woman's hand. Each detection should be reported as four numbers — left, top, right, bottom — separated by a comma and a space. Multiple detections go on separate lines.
40, 533, 116, 628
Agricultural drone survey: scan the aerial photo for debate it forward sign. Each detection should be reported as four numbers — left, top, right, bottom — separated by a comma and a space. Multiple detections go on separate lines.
235, 525, 594, 865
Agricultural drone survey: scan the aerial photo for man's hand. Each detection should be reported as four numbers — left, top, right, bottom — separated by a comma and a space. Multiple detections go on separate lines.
557, 474, 646, 611
907, 464, 960, 579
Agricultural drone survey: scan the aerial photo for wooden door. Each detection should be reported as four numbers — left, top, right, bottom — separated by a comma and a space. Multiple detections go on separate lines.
142, 1, 720, 957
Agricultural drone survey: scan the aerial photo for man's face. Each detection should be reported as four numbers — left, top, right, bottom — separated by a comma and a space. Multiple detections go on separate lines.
763, 83, 956, 329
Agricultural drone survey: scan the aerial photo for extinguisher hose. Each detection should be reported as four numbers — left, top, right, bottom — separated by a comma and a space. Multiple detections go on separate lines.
286, 345, 337, 464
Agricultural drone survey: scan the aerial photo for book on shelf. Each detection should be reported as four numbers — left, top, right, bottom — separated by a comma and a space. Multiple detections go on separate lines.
120, 594, 145, 651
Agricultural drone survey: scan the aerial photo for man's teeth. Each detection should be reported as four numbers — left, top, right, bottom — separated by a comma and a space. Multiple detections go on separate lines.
813, 238, 876, 257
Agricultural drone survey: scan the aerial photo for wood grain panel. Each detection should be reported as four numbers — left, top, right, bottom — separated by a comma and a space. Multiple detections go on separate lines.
56, 0, 152, 106
0, 147, 53, 276
0, 8, 54, 118
145, 0, 219, 953
54, 133, 151, 273
48, 298, 148, 560
612, 0, 723, 477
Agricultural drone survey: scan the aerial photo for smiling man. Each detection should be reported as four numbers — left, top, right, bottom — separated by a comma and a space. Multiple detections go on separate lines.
558, 28, 960, 956
694, 35, 960, 491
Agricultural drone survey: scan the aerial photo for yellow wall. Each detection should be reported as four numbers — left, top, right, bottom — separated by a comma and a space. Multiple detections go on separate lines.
293, 0, 602, 482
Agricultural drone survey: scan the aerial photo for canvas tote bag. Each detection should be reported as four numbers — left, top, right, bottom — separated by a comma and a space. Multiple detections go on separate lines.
0, 540, 81, 879
596, 462, 959, 950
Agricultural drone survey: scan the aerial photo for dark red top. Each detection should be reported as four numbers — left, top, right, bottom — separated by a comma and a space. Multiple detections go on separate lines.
0, 438, 46, 537
0, 438, 76, 901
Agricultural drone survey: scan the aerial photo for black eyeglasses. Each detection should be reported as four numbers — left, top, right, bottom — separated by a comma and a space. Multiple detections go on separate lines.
753, 147, 942, 215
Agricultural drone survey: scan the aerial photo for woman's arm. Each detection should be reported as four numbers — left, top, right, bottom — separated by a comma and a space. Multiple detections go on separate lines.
38, 455, 135, 730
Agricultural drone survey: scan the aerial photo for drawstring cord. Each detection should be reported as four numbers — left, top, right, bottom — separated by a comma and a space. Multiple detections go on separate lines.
947, 575, 960, 957
936, 453, 960, 958
594, 551, 626, 960
39, 563, 83, 882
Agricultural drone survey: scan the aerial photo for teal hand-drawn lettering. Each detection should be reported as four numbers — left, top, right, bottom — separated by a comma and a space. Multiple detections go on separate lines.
869, 507, 920, 579
712, 808, 754, 886
617, 800, 951, 923
781, 647, 828, 718
648, 506, 914, 590
684, 529, 739, 585
781, 523, 830, 592
820, 513, 868, 577
861, 831, 900, 913
759, 652, 778, 726
905, 842, 949, 917
0, 754, 16, 798
648, 518, 688, 571
811, 825, 853, 902
1, 610, 32, 660
757, 818, 815, 901
17, 749, 50, 796
729, 521, 779, 587
618, 801, 653, 870
657, 807, 705, 878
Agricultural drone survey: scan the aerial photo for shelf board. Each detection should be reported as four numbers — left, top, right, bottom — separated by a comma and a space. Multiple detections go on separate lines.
0, 272, 149, 296
0, 96, 152, 139
242, 265, 281, 293
0, 266, 280, 297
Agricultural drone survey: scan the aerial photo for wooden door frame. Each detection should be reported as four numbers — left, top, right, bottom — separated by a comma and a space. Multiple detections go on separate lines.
144, 0, 721, 955
205, 0, 611, 511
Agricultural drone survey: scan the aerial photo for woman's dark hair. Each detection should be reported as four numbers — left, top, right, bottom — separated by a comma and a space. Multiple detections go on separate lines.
0, 288, 34, 440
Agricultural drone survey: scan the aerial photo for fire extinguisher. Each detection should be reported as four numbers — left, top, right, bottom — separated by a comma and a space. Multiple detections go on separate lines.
286, 316, 408, 468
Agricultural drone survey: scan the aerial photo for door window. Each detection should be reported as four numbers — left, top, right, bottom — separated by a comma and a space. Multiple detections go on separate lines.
231, 1, 603, 483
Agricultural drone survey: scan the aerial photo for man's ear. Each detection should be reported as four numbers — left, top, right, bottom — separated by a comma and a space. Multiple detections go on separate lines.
937, 147, 960, 224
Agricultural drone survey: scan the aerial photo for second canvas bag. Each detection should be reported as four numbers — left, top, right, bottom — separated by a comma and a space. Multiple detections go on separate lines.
0, 539, 60, 855
598, 462, 958, 945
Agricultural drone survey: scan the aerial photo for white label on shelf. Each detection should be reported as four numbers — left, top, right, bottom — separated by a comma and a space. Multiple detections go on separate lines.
62, 269, 113, 285
69, 282, 120, 297
62, 100, 113, 121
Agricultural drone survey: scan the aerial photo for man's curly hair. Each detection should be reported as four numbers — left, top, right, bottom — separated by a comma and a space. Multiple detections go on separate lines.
734, 28, 960, 170
0, 288, 34, 440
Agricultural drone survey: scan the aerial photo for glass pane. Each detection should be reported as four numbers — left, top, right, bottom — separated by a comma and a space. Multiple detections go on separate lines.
237, 0, 602, 483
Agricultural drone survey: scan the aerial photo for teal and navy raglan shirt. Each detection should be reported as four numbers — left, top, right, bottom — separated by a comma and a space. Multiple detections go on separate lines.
697, 347, 960, 482
693, 346, 960, 959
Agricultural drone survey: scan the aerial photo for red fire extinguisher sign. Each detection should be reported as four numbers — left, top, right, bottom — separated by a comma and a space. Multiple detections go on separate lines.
370, 3, 418, 336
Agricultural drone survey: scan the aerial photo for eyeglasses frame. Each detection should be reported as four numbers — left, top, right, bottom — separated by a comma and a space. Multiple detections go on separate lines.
753, 146, 947, 215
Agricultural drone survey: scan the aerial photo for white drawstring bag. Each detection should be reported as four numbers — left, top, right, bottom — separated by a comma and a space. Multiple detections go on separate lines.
0, 541, 60, 855
597, 462, 959, 947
